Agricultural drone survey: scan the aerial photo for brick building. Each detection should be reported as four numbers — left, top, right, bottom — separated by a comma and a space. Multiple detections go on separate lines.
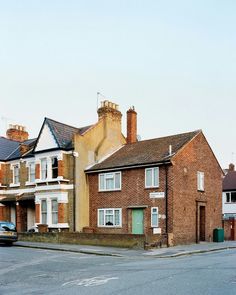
86, 108, 223, 246
0, 100, 125, 232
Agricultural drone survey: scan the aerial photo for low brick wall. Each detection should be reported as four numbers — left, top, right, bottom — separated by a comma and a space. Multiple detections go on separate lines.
18, 232, 146, 249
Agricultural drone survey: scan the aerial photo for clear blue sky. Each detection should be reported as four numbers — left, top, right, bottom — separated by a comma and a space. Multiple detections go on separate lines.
0, 0, 235, 168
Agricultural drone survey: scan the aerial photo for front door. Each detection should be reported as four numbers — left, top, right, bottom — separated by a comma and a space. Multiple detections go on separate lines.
199, 206, 206, 241
132, 209, 144, 234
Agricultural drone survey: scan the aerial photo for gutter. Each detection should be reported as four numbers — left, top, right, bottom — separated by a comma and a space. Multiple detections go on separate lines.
85, 160, 171, 174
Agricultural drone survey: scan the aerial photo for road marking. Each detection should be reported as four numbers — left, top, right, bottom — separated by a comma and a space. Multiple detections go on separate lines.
62, 275, 119, 287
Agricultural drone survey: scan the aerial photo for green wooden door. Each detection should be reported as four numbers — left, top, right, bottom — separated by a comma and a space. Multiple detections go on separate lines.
132, 209, 144, 234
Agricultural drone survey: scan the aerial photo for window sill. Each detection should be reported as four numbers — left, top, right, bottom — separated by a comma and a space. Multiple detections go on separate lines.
98, 226, 122, 228
25, 181, 35, 186
145, 186, 159, 189
197, 189, 205, 192
98, 189, 121, 193
36, 178, 70, 184
9, 183, 20, 188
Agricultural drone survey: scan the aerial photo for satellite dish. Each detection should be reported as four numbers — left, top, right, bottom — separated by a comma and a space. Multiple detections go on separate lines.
137, 134, 141, 141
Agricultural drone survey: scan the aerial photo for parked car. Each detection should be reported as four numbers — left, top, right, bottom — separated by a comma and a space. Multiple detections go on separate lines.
0, 221, 18, 245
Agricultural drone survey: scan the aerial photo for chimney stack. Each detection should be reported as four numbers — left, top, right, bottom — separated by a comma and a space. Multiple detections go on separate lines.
6, 124, 29, 142
127, 106, 137, 144
229, 163, 235, 172
97, 100, 121, 121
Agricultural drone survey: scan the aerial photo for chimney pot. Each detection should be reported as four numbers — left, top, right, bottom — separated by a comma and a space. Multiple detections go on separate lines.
229, 163, 235, 172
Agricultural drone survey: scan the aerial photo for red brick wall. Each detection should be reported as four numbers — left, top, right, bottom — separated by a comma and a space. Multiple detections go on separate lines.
171, 132, 222, 245
58, 203, 68, 223
88, 167, 168, 239
58, 160, 64, 177
35, 204, 40, 223
0, 205, 6, 220
35, 164, 40, 180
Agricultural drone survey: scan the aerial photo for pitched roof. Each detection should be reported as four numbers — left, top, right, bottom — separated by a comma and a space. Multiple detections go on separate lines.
223, 171, 236, 191
0, 137, 37, 161
42, 118, 93, 150
86, 130, 201, 172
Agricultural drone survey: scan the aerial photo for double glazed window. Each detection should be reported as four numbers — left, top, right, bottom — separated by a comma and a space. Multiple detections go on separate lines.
99, 172, 121, 191
145, 167, 159, 188
98, 209, 122, 227
151, 207, 159, 227
226, 192, 236, 203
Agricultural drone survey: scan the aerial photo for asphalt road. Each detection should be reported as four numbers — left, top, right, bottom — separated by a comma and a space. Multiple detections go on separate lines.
0, 245, 236, 295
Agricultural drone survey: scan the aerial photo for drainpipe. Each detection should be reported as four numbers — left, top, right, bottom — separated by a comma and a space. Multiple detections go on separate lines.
165, 165, 169, 247
72, 151, 78, 232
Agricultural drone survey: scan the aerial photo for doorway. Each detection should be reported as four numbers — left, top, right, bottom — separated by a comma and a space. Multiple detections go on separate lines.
199, 206, 206, 241
132, 209, 144, 234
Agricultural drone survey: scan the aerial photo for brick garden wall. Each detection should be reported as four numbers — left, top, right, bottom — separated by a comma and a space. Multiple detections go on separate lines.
18, 232, 146, 249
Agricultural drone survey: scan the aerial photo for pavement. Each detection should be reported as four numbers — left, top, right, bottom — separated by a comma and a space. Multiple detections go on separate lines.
14, 240, 236, 258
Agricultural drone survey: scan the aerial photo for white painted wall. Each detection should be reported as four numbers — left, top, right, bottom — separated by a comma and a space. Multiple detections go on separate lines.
27, 207, 35, 230
222, 192, 236, 214
35, 123, 58, 152
10, 206, 16, 224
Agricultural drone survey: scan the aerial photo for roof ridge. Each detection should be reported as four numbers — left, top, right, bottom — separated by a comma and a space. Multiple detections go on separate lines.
133, 129, 201, 145
45, 117, 80, 130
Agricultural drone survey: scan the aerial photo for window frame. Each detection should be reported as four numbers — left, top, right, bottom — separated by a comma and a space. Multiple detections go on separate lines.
28, 162, 35, 183
40, 158, 48, 180
145, 167, 159, 188
99, 172, 121, 191
51, 199, 58, 225
13, 164, 20, 184
225, 192, 236, 203
41, 199, 47, 224
197, 171, 204, 191
97, 208, 122, 227
151, 207, 159, 228
51, 157, 59, 179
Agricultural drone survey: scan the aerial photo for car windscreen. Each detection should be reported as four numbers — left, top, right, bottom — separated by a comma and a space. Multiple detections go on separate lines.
0, 223, 16, 232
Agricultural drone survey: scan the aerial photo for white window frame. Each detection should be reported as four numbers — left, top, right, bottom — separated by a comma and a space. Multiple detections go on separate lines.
40, 158, 48, 180
41, 199, 47, 224
145, 167, 159, 188
99, 172, 121, 191
51, 199, 58, 224
98, 208, 122, 227
151, 207, 159, 227
29, 162, 35, 183
13, 164, 20, 185
197, 171, 204, 191
35, 192, 69, 228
